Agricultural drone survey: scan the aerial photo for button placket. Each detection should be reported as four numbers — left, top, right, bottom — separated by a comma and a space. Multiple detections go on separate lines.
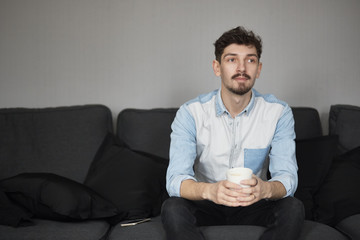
233, 117, 243, 168
228, 117, 235, 168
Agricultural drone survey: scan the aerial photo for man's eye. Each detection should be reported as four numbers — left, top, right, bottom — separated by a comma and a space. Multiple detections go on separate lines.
228, 58, 236, 62
247, 59, 256, 63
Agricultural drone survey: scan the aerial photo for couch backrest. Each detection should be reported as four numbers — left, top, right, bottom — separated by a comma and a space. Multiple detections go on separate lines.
292, 107, 323, 140
329, 104, 360, 154
0, 105, 113, 183
116, 108, 177, 160
116, 107, 323, 161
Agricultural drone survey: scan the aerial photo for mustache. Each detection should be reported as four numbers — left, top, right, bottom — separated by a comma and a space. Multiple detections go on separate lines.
232, 73, 251, 80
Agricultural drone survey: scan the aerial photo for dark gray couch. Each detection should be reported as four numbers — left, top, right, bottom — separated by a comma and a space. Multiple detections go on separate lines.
0, 104, 359, 240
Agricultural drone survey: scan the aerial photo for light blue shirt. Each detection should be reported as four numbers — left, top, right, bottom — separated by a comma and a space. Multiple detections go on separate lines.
167, 88, 298, 198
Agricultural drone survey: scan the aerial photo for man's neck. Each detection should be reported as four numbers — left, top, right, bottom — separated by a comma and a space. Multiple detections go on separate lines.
221, 88, 252, 118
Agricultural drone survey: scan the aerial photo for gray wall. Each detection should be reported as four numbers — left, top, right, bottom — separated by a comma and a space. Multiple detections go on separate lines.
1, 0, 359, 133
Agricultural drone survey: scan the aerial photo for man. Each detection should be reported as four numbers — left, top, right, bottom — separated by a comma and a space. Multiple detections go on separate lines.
161, 26, 304, 240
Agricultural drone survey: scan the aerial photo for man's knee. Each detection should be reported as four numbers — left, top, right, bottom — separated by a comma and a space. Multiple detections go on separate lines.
162, 197, 186, 212
286, 197, 304, 214
162, 197, 190, 221
161, 197, 197, 230
279, 197, 305, 221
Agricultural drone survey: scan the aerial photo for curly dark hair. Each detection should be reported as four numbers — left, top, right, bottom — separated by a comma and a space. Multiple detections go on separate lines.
214, 26, 262, 63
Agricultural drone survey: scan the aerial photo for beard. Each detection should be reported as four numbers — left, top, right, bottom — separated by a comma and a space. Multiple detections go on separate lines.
225, 73, 255, 96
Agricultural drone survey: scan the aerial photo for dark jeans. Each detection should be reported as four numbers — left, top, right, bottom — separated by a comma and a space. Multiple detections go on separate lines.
161, 196, 304, 240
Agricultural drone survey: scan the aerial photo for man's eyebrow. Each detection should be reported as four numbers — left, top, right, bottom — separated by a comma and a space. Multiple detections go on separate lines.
223, 53, 237, 59
222, 53, 259, 59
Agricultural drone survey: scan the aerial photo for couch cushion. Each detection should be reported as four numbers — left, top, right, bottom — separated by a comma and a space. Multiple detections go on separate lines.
298, 220, 347, 240
85, 133, 168, 222
314, 147, 360, 226
336, 214, 360, 240
202, 221, 346, 240
0, 105, 113, 183
0, 219, 110, 240
329, 104, 360, 154
116, 108, 177, 160
294, 135, 338, 220
291, 107, 323, 140
0, 173, 118, 221
109, 217, 347, 240
110, 216, 167, 239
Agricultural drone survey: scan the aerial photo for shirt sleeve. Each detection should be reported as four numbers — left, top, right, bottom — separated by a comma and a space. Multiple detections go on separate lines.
166, 104, 198, 197
268, 104, 298, 197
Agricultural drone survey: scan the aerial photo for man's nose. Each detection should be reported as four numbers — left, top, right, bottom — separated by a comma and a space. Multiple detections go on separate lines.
237, 60, 246, 72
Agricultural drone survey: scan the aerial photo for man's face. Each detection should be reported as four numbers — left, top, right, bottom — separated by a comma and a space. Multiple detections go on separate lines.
213, 44, 262, 96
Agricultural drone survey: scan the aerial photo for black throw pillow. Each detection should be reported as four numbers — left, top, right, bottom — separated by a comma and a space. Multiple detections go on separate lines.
294, 135, 338, 220
84, 133, 168, 222
314, 146, 360, 226
0, 173, 119, 221
0, 189, 33, 227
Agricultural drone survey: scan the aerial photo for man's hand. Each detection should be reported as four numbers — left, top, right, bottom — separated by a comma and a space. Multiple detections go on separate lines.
205, 180, 249, 207
180, 176, 286, 207
237, 175, 286, 206
205, 176, 262, 207
234, 175, 266, 206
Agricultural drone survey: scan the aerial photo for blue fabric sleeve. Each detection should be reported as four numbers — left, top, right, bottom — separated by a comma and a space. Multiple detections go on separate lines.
268, 104, 298, 197
166, 104, 198, 197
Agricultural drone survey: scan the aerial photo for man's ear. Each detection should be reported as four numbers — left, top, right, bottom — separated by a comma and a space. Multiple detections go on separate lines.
212, 60, 221, 77
256, 62, 262, 79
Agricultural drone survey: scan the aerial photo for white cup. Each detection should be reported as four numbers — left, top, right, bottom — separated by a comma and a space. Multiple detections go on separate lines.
227, 167, 253, 188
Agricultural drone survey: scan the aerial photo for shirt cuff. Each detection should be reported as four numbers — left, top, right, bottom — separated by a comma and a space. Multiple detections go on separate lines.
268, 174, 296, 197
168, 175, 197, 197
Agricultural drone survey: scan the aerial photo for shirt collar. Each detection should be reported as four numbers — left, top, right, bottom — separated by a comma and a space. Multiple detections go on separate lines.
215, 88, 256, 117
